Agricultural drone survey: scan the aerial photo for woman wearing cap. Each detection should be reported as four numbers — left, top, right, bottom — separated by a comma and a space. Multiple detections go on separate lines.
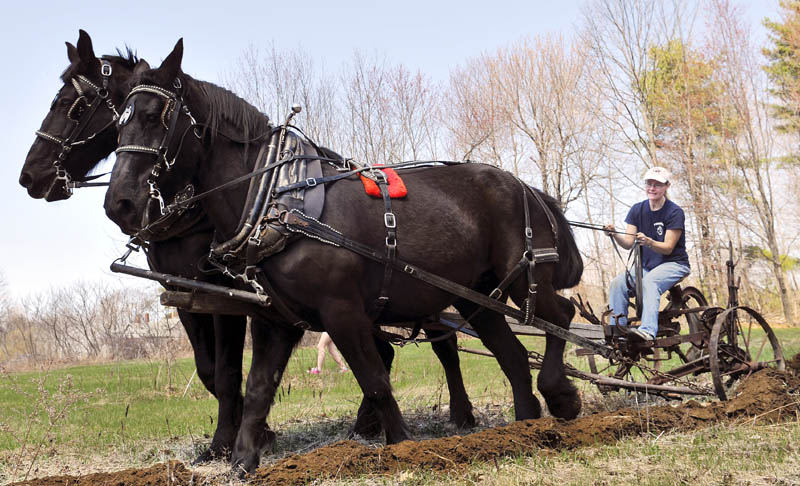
603, 167, 691, 342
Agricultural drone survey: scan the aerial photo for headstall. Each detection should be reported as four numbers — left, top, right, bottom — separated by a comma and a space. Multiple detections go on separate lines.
115, 78, 201, 216
35, 59, 120, 197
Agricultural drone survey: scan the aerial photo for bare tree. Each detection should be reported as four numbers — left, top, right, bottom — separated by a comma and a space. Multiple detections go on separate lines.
706, 0, 795, 321
490, 35, 605, 206
444, 56, 511, 166
222, 43, 340, 147
387, 64, 443, 160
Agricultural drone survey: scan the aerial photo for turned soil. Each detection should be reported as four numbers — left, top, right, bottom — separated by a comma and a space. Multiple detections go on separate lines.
11, 364, 800, 486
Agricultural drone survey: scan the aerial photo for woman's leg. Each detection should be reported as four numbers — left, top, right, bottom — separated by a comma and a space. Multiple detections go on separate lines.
315, 332, 331, 371
639, 263, 691, 337
608, 270, 633, 326
326, 340, 348, 370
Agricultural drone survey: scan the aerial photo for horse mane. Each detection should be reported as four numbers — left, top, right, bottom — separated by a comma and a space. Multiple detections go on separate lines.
189, 77, 273, 144
60, 46, 140, 83
532, 187, 584, 290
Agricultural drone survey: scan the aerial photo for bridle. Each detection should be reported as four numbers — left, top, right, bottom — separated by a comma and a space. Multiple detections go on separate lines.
114, 78, 203, 240
116, 78, 201, 215
35, 59, 120, 198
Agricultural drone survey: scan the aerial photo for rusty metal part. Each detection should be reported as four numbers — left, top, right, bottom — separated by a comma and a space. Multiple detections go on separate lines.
708, 305, 785, 400
459, 347, 709, 397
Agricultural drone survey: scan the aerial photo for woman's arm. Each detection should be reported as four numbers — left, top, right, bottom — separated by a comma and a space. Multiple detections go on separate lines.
636, 228, 682, 255
604, 223, 638, 250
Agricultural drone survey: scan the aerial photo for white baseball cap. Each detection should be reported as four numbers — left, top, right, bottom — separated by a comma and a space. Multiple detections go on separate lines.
643, 166, 671, 184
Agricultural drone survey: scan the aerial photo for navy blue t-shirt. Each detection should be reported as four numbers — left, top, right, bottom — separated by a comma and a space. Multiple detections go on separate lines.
625, 199, 689, 271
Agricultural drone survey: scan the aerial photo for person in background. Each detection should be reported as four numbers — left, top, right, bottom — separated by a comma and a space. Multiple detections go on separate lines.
308, 332, 349, 374
603, 166, 691, 342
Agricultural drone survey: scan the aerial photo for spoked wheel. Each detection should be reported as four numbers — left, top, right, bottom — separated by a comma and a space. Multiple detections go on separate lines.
678, 286, 709, 361
709, 306, 785, 400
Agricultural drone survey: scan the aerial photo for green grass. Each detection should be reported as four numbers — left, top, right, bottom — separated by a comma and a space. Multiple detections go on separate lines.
0, 336, 519, 455
0, 327, 798, 482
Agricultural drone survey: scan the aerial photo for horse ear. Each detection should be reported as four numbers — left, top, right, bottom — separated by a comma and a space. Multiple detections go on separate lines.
66, 42, 79, 64
76, 29, 96, 62
158, 39, 184, 82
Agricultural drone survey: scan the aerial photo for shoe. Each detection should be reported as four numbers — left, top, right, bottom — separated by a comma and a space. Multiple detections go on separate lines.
629, 328, 654, 342
308, 368, 321, 374
339, 367, 349, 373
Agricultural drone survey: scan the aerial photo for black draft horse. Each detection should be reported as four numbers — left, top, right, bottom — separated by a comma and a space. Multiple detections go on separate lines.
103, 39, 583, 475
20, 31, 476, 462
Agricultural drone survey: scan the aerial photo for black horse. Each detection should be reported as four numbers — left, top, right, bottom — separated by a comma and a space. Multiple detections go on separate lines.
104, 39, 583, 475
20, 32, 476, 462
19, 30, 249, 463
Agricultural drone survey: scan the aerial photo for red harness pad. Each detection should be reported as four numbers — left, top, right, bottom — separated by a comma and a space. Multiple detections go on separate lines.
359, 168, 408, 198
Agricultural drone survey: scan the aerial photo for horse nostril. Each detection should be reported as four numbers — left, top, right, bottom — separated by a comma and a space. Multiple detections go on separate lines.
115, 198, 135, 217
19, 171, 33, 188
107, 198, 140, 232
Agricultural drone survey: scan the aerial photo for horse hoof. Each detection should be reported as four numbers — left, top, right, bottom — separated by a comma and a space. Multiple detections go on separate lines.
231, 453, 259, 478
192, 444, 231, 465
544, 389, 581, 420
191, 449, 215, 465
450, 407, 476, 428
352, 417, 383, 439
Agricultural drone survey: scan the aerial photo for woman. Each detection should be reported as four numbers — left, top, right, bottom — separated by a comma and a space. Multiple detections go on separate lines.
604, 167, 690, 341
308, 332, 349, 374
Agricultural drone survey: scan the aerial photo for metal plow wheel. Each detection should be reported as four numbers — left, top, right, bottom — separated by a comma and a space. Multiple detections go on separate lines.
679, 286, 710, 362
709, 306, 785, 400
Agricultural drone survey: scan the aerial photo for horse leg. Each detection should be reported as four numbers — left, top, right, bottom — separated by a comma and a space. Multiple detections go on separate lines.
352, 336, 394, 438
178, 310, 247, 464
195, 314, 247, 463
427, 329, 475, 427
534, 292, 581, 420
453, 277, 542, 421
321, 299, 411, 444
178, 310, 217, 397
231, 321, 302, 476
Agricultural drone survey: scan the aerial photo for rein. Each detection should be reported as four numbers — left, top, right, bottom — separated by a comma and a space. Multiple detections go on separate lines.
567, 219, 643, 307
34, 59, 120, 198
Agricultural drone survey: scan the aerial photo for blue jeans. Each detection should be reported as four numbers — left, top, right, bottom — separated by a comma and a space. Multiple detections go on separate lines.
608, 262, 691, 337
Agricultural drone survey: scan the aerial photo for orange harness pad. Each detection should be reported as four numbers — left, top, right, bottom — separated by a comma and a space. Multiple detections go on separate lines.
359, 168, 408, 198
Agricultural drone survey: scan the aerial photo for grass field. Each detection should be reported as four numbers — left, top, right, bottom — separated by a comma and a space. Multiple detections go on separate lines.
1, 327, 799, 484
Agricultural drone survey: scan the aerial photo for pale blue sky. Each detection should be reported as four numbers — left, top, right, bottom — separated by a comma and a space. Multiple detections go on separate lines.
0, 0, 780, 299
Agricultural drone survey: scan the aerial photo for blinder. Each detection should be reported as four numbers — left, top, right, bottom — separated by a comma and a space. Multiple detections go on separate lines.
67, 96, 89, 123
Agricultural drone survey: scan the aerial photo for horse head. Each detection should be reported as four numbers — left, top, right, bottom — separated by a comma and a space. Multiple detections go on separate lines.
106, 38, 271, 239
105, 39, 208, 236
20, 29, 149, 201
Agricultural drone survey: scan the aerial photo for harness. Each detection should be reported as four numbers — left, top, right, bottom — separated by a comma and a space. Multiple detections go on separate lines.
111, 91, 611, 355
34, 59, 120, 198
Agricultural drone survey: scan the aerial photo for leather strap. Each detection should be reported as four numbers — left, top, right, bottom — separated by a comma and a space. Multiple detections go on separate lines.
366, 170, 396, 321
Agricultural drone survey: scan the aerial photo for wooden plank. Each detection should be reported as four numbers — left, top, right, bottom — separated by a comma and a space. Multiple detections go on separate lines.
440, 312, 604, 340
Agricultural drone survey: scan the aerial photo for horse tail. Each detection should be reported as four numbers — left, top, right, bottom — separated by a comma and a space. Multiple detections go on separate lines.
530, 187, 583, 290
